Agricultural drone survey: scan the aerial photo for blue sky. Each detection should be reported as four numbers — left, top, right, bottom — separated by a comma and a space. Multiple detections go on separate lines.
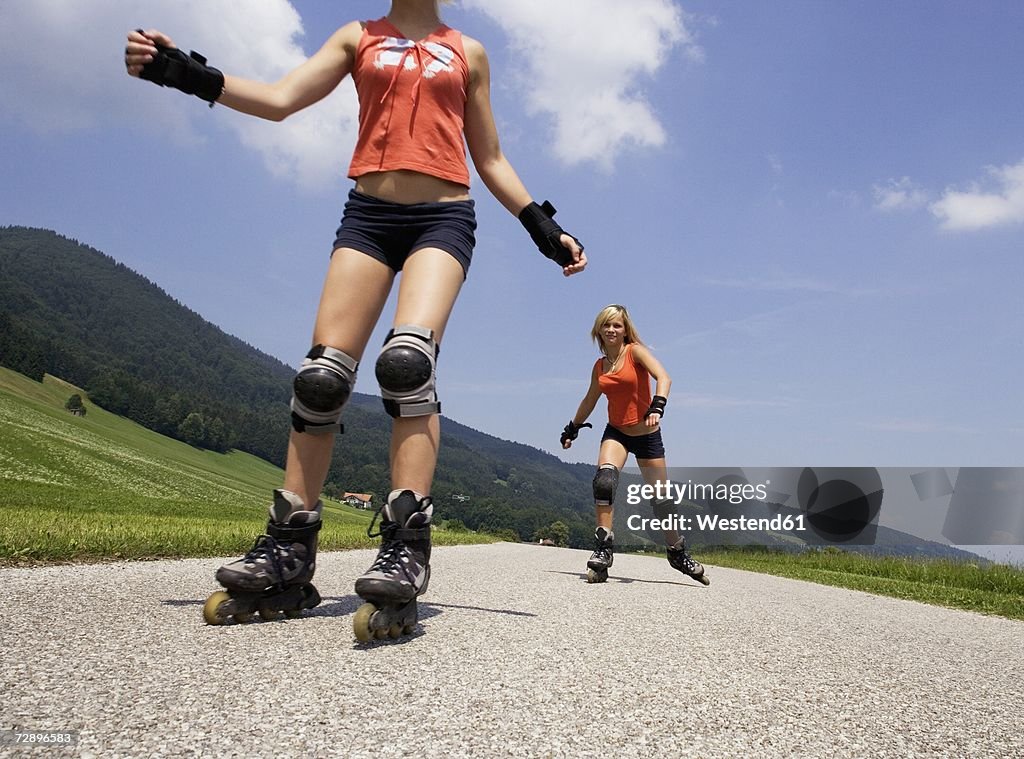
2, 0, 1022, 478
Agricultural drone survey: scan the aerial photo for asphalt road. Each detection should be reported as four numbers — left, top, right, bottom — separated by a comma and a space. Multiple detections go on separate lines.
2, 543, 1022, 758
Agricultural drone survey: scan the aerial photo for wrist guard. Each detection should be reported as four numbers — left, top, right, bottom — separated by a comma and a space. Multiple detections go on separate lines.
560, 420, 592, 446
518, 201, 584, 267
138, 32, 224, 106
645, 395, 667, 420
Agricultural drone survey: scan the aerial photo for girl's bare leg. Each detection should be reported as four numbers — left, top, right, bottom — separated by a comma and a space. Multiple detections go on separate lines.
387, 247, 465, 494
282, 249, 394, 507
638, 457, 678, 545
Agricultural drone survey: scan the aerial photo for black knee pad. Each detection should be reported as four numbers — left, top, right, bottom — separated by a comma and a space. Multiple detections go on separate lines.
375, 325, 439, 418
593, 464, 619, 506
291, 345, 358, 434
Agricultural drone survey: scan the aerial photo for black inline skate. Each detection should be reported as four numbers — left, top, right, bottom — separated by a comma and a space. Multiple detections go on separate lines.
667, 536, 710, 585
586, 526, 614, 583
203, 489, 323, 625
353, 490, 433, 642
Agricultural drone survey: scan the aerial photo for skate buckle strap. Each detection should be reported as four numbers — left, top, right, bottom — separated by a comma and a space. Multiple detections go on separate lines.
267, 520, 322, 542
390, 526, 430, 541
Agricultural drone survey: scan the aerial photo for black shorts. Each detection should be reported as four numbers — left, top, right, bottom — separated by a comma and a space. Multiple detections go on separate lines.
601, 424, 666, 460
332, 190, 477, 278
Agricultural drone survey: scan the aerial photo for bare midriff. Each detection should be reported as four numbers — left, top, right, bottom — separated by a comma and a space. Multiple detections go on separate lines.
355, 170, 471, 204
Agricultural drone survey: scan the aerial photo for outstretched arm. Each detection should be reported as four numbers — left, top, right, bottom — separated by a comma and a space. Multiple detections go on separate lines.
462, 36, 586, 276
125, 23, 361, 121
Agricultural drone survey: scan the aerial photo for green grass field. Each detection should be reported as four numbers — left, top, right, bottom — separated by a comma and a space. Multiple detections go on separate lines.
0, 369, 491, 564
694, 547, 1024, 620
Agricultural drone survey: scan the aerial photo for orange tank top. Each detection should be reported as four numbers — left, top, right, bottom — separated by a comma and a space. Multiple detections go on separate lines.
348, 19, 471, 187
596, 344, 653, 428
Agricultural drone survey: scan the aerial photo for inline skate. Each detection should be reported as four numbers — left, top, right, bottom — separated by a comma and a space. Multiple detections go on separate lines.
586, 526, 614, 583
667, 536, 710, 585
202, 489, 323, 624
353, 490, 432, 642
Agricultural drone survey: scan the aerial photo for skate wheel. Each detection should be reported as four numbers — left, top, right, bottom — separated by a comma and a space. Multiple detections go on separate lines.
233, 612, 254, 624
353, 602, 377, 643
402, 623, 415, 635
697, 574, 711, 586
284, 609, 303, 619
388, 624, 402, 639
203, 591, 231, 625
586, 569, 607, 584
258, 607, 282, 622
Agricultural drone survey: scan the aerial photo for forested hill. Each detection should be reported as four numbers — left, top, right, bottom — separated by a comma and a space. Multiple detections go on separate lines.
0, 226, 595, 544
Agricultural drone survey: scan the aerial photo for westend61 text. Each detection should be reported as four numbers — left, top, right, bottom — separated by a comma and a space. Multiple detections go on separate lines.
627, 513, 807, 533
624, 480, 770, 506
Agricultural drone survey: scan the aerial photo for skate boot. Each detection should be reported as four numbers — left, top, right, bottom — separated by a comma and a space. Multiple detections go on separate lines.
203, 489, 323, 625
352, 489, 433, 642
667, 536, 710, 585
586, 527, 614, 583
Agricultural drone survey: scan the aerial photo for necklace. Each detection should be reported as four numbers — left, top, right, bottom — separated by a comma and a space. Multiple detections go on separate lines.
605, 349, 623, 371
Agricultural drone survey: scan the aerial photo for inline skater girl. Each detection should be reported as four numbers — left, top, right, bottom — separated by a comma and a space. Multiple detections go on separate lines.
125, 0, 586, 637
561, 305, 708, 585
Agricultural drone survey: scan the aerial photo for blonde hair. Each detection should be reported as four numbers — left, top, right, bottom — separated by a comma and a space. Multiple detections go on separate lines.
591, 304, 644, 356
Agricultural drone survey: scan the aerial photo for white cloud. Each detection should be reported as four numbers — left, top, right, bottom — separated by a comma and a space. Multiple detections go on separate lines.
930, 159, 1024, 231
0, 0, 357, 191
460, 0, 700, 170
872, 177, 929, 212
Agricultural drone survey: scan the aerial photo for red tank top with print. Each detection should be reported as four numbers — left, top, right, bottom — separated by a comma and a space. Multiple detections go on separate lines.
348, 19, 471, 187
596, 344, 653, 428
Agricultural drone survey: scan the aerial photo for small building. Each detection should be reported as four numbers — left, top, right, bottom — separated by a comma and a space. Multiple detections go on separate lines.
343, 492, 374, 510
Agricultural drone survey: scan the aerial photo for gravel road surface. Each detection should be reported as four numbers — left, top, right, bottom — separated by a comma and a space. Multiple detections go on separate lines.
2, 543, 1021, 758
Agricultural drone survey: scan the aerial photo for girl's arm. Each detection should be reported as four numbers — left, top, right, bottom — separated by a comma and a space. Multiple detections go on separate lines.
563, 365, 603, 449
461, 36, 586, 275
632, 344, 672, 427
126, 23, 362, 121
632, 344, 672, 399
573, 365, 604, 426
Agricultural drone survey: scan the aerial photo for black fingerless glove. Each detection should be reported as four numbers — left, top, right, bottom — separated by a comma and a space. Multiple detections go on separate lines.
138, 32, 224, 106
560, 420, 592, 446
645, 395, 667, 420
519, 201, 584, 267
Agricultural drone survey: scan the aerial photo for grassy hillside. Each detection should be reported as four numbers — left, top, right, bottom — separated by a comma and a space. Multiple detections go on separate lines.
0, 226, 595, 543
0, 368, 491, 564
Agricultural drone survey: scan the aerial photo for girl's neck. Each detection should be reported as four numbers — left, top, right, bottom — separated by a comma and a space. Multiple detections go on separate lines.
387, 1, 441, 29
605, 344, 624, 363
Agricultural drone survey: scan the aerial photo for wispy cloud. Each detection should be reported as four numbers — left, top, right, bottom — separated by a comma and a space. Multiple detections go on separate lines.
447, 377, 584, 395
670, 393, 795, 410
930, 159, 1024, 231
0, 0, 357, 191
700, 275, 845, 294
461, 0, 701, 170
828, 189, 862, 209
858, 419, 981, 435
697, 275, 918, 298
872, 177, 929, 212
